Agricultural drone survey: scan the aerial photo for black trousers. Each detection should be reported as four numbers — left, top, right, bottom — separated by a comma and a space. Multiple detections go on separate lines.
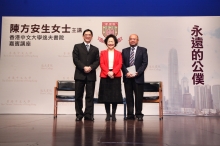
124, 78, 144, 118
75, 79, 95, 118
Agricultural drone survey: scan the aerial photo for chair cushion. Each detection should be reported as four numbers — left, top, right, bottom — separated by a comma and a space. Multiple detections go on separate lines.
93, 98, 126, 104
143, 82, 159, 92
143, 96, 159, 100
56, 95, 75, 99
57, 81, 75, 91
93, 98, 98, 103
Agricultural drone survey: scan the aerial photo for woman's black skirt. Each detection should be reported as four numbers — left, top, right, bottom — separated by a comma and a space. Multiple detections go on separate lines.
98, 77, 123, 103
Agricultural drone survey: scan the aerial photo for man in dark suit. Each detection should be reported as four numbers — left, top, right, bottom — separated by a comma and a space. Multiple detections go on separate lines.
72, 29, 99, 121
122, 34, 148, 121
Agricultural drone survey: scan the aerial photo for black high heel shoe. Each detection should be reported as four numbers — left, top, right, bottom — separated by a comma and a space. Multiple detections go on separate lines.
105, 114, 110, 121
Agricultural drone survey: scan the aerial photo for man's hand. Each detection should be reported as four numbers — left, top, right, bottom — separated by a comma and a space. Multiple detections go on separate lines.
126, 72, 133, 78
135, 72, 138, 76
126, 72, 138, 78
84, 66, 92, 73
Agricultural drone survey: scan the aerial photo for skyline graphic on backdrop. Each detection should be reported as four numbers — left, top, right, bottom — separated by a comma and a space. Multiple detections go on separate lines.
165, 48, 220, 116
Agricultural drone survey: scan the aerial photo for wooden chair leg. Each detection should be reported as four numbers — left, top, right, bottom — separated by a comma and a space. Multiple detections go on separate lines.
159, 101, 163, 120
54, 87, 57, 118
159, 101, 161, 120
161, 100, 163, 119
55, 101, 58, 118
54, 100, 57, 118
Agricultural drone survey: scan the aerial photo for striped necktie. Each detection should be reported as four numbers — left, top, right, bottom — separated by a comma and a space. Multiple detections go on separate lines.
129, 47, 135, 66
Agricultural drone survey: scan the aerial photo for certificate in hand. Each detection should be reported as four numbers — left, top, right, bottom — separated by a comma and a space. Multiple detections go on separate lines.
127, 65, 136, 75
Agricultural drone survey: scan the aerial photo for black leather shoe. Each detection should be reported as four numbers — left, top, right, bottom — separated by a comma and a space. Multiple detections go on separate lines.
137, 117, 143, 121
84, 117, 94, 121
112, 114, 116, 121
124, 116, 135, 120
75, 117, 83, 121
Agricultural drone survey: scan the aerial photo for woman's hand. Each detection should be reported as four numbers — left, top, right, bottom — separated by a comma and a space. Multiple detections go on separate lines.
107, 71, 114, 79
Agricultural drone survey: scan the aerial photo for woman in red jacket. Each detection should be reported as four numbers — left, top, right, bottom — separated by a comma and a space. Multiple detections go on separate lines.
98, 34, 123, 121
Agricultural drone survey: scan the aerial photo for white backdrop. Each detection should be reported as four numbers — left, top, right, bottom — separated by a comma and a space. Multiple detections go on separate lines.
0, 17, 220, 116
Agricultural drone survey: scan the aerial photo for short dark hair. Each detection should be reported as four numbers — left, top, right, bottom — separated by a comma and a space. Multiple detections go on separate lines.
104, 34, 118, 47
83, 29, 93, 36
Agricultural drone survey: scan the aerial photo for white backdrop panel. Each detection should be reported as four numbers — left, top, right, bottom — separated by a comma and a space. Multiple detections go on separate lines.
0, 17, 220, 115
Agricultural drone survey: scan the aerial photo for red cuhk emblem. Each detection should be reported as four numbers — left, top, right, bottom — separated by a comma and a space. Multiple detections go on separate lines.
102, 22, 118, 37
98, 22, 122, 43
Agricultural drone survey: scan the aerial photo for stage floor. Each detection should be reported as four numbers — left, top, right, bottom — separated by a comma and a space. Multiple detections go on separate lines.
0, 115, 220, 146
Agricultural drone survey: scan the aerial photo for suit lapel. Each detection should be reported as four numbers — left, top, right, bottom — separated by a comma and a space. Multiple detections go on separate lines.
88, 45, 94, 53
105, 50, 109, 69
81, 43, 88, 52
126, 47, 131, 66
135, 46, 141, 62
